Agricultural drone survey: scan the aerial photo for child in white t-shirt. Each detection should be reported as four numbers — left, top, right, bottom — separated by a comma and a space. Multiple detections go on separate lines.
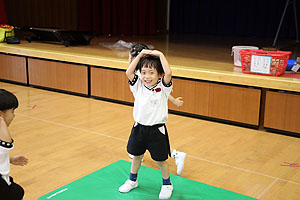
128, 44, 186, 176
0, 89, 28, 200
119, 49, 175, 199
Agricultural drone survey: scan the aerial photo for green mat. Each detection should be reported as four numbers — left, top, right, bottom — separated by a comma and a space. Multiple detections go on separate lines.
38, 160, 257, 200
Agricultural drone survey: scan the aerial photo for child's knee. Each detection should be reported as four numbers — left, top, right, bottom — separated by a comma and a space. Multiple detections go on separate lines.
133, 154, 144, 161
156, 160, 168, 168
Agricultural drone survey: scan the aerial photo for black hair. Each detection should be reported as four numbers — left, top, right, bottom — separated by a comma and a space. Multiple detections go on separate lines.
0, 89, 19, 111
130, 43, 149, 58
136, 55, 164, 75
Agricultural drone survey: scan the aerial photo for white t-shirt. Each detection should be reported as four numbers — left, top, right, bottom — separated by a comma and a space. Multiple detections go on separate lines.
0, 140, 13, 185
129, 74, 173, 126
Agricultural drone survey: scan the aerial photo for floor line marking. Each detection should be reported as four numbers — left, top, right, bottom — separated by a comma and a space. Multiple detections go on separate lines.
188, 155, 300, 187
17, 113, 300, 189
256, 178, 279, 199
188, 154, 278, 179
16, 113, 127, 142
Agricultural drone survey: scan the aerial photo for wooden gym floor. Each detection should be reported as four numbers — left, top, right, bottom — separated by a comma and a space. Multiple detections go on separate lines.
1, 81, 300, 200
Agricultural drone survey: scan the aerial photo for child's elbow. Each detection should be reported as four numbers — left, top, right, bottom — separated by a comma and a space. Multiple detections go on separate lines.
126, 71, 133, 79
165, 70, 172, 77
125, 70, 131, 76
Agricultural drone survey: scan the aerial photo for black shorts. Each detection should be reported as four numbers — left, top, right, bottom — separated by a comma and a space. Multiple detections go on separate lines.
127, 122, 171, 161
0, 175, 24, 200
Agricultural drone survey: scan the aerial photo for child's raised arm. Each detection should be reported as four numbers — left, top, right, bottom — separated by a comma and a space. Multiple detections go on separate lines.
148, 50, 172, 85
126, 49, 147, 81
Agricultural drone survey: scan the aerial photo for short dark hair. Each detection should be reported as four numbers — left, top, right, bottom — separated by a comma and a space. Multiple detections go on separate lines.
136, 55, 164, 75
130, 43, 149, 58
0, 89, 19, 111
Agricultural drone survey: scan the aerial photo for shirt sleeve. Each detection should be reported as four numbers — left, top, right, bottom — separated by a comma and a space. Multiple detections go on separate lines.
129, 74, 141, 98
161, 78, 173, 97
0, 139, 14, 152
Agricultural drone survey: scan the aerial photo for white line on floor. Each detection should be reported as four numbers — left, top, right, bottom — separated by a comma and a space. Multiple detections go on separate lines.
256, 178, 279, 199
16, 113, 300, 199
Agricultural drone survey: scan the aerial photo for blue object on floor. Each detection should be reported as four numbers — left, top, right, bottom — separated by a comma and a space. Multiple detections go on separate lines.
286, 59, 297, 70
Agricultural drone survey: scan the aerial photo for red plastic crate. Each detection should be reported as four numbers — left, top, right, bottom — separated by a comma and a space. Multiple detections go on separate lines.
240, 49, 291, 76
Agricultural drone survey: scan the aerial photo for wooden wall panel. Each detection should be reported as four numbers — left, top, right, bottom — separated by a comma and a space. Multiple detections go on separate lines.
264, 91, 300, 134
0, 54, 27, 83
169, 78, 209, 116
194, 81, 210, 116
28, 58, 88, 94
91, 67, 134, 102
209, 84, 261, 125
169, 78, 196, 113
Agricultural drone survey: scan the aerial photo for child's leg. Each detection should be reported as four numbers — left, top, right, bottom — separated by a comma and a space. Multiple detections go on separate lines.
131, 155, 143, 174
119, 154, 143, 193
128, 153, 144, 161
156, 160, 170, 179
156, 161, 173, 199
120, 123, 146, 193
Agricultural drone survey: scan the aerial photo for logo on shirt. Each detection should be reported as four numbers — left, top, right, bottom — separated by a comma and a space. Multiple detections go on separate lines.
152, 88, 161, 93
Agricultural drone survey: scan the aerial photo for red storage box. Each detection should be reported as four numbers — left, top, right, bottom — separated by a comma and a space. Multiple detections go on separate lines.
240, 49, 291, 76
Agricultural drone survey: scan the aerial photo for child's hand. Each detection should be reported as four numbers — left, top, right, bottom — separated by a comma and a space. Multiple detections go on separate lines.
139, 49, 152, 56
10, 156, 28, 166
139, 49, 163, 57
146, 50, 163, 57
174, 97, 184, 107
150, 50, 163, 56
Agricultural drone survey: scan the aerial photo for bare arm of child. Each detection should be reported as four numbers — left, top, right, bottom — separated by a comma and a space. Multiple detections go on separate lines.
126, 49, 148, 81
168, 95, 184, 107
147, 50, 172, 84
0, 116, 12, 143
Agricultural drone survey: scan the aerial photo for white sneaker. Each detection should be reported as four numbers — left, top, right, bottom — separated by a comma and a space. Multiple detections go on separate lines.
171, 149, 186, 175
119, 179, 138, 193
159, 184, 173, 199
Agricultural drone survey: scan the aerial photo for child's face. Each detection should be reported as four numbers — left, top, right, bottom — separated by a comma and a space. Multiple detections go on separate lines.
0, 109, 15, 127
140, 66, 162, 87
